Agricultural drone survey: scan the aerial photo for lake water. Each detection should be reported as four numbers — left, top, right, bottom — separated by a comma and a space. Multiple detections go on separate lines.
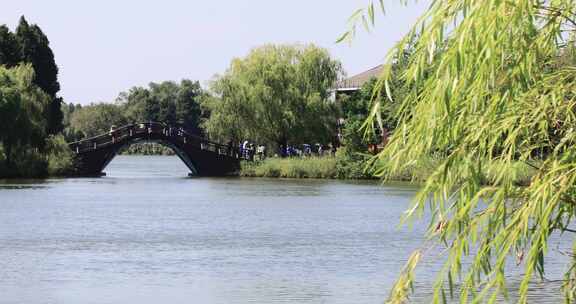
0, 156, 568, 303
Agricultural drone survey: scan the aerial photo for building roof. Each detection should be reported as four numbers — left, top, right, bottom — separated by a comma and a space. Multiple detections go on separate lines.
336, 64, 383, 90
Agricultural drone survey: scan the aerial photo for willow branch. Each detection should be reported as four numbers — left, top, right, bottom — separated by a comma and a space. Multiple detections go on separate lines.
538, 5, 576, 28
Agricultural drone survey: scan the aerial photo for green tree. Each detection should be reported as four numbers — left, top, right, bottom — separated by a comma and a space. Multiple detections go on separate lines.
343, 1, 576, 303
0, 64, 49, 166
204, 44, 342, 154
143, 92, 160, 122
61, 102, 84, 141
150, 81, 178, 124
201, 92, 244, 144
16, 16, 63, 135
69, 103, 128, 138
339, 81, 376, 152
117, 80, 205, 134
118, 86, 151, 122
176, 79, 204, 134
0, 25, 21, 67
339, 77, 403, 151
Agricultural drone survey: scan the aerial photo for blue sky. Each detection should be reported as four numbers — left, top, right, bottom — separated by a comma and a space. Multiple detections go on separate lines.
1, 1, 429, 104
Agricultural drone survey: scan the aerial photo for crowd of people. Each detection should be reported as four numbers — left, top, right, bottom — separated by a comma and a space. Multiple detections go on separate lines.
225, 140, 266, 161
228, 140, 337, 161
109, 124, 340, 162
240, 141, 266, 161
283, 143, 336, 158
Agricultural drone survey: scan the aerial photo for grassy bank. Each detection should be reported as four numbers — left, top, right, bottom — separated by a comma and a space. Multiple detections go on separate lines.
240, 148, 375, 179
241, 157, 341, 179
240, 150, 536, 184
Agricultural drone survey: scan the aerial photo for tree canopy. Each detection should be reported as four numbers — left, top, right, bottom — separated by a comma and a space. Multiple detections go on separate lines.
343, 0, 576, 303
0, 18, 71, 177
69, 103, 128, 138
119, 80, 205, 132
339, 78, 393, 151
15, 17, 63, 134
67, 80, 206, 139
0, 64, 49, 166
0, 25, 21, 68
0, 17, 63, 135
203, 44, 343, 153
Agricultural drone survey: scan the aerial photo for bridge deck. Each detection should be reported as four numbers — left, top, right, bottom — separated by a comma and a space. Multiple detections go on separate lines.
68, 122, 247, 176
69, 122, 246, 159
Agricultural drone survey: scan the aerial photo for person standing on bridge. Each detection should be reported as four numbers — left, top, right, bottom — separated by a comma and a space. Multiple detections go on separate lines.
109, 125, 117, 144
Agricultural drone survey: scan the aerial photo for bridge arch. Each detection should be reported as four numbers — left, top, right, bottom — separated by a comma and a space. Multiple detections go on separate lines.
68, 122, 245, 177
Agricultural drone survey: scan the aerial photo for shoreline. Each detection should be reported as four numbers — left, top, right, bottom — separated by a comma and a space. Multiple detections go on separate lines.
0, 154, 536, 185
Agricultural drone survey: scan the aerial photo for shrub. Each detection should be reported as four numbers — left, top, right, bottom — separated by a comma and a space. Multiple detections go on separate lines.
45, 135, 74, 176
241, 152, 371, 180
335, 147, 374, 179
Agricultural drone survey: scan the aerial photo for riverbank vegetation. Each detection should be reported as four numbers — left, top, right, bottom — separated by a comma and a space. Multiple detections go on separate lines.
241, 152, 536, 184
240, 146, 374, 180
241, 157, 339, 179
0, 16, 72, 177
342, 1, 576, 303
202, 44, 343, 155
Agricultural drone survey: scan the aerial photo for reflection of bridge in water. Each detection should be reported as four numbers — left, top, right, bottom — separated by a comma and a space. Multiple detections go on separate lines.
68, 122, 246, 177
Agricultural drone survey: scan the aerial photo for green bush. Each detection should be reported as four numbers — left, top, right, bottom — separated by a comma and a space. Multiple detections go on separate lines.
120, 143, 175, 155
335, 147, 374, 179
13, 150, 48, 178
0, 135, 74, 178
241, 157, 335, 178
45, 135, 74, 176
240, 152, 372, 179
0, 145, 46, 178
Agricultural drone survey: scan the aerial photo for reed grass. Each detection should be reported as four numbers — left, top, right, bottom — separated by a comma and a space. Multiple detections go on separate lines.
240, 157, 339, 179
241, 154, 536, 185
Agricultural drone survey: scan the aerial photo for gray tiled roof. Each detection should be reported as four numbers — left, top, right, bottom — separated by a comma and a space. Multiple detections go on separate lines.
336, 64, 383, 89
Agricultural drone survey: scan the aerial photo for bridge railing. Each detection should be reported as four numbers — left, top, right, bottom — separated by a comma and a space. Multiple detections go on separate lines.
69, 122, 248, 160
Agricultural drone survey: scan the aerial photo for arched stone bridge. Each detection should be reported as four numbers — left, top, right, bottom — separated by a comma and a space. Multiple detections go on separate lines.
68, 122, 245, 177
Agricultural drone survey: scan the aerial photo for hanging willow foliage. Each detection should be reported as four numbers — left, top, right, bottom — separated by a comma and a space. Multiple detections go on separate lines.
342, 0, 576, 303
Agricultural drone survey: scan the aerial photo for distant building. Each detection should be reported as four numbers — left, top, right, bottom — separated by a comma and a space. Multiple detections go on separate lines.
329, 64, 384, 146
330, 64, 383, 102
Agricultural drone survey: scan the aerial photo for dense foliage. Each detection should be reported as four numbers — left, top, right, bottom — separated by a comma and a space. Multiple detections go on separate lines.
66, 80, 205, 140
240, 157, 338, 179
119, 80, 204, 133
0, 65, 49, 165
68, 103, 128, 138
0, 65, 71, 177
0, 17, 69, 177
344, 0, 576, 303
203, 44, 343, 155
339, 77, 403, 151
0, 17, 63, 135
